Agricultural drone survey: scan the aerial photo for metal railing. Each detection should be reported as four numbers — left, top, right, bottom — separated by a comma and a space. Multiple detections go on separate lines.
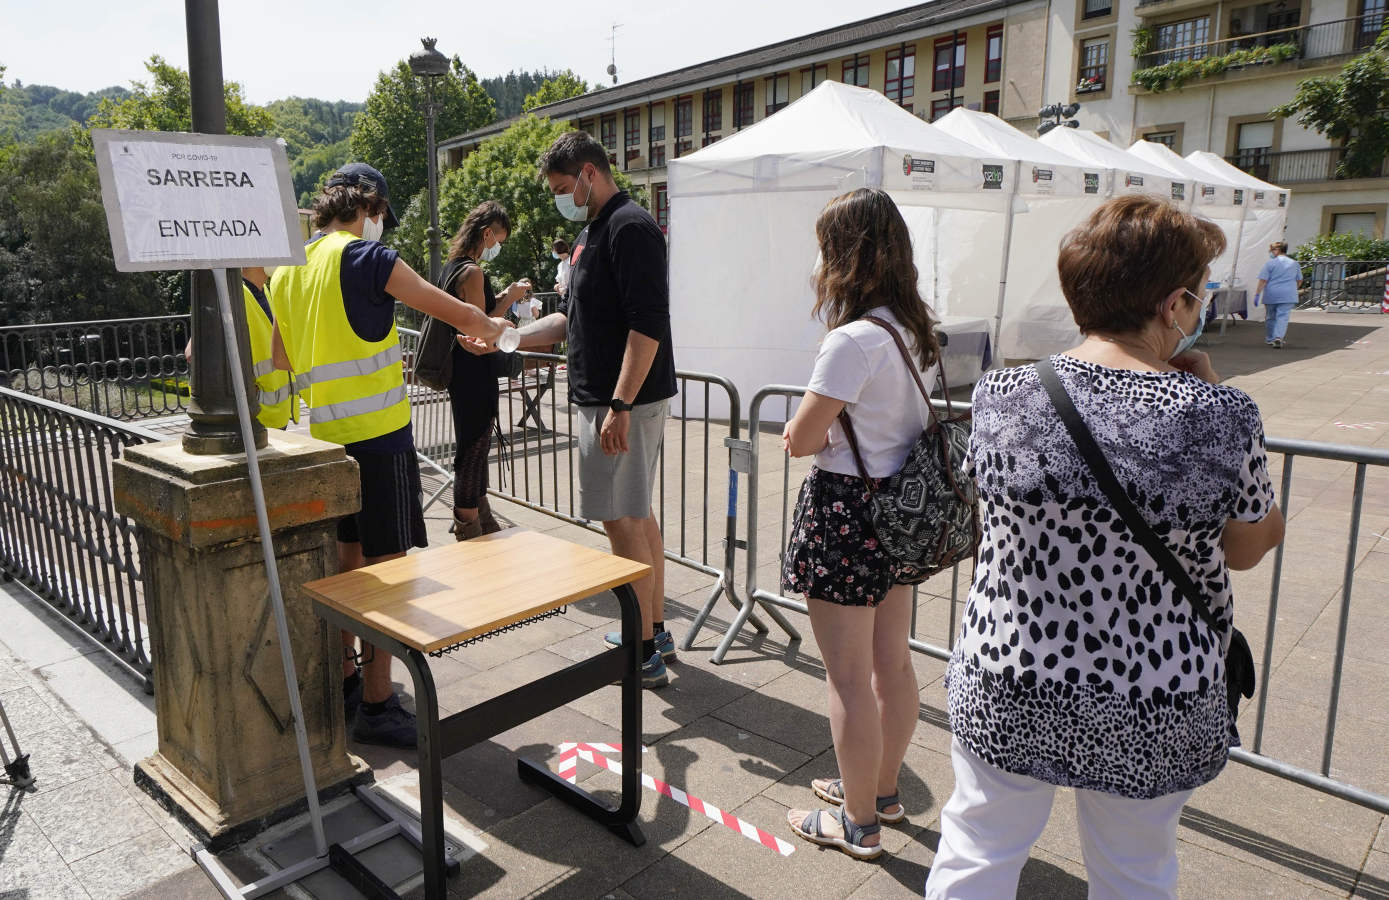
732, 383, 1389, 816
395, 327, 755, 643
1136, 14, 1382, 70
0, 386, 160, 687
1298, 258, 1389, 309
1226, 147, 1389, 184
1, 316, 191, 421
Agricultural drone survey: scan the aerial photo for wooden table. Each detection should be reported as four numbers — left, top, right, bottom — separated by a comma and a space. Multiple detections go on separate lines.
305, 529, 651, 898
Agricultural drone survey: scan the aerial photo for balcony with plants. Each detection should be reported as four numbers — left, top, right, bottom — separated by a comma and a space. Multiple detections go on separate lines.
1131, 12, 1384, 93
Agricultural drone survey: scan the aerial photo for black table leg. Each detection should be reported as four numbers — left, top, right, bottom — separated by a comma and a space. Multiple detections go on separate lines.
402, 649, 448, 899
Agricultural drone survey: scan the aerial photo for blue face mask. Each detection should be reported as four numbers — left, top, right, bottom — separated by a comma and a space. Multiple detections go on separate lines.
1170, 288, 1210, 359
554, 171, 592, 223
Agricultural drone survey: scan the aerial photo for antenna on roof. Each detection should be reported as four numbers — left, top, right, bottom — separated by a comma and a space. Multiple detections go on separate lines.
607, 23, 621, 84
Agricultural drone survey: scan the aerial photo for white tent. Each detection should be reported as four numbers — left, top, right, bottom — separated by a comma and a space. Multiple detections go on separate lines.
667, 82, 1013, 417
1126, 141, 1256, 294
1185, 151, 1291, 317
1039, 128, 1178, 201
934, 110, 1106, 359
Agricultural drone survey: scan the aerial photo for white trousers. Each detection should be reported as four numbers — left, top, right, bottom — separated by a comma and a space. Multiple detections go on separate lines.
924, 739, 1192, 900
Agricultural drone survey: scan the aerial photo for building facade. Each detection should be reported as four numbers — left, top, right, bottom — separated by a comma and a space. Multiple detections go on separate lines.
439, 0, 1388, 246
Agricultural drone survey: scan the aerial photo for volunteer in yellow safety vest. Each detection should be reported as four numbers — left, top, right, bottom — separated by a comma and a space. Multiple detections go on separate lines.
270, 163, 509, 748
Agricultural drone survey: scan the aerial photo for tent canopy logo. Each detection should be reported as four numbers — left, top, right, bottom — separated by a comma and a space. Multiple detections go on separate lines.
903, 155, 935, 175
1171, 183, 1185, 200
982, 164, 1004, 189
1084, 172, 1100, 193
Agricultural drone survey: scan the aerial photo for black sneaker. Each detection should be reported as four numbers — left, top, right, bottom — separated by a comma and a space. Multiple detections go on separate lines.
352, 694, 418, 748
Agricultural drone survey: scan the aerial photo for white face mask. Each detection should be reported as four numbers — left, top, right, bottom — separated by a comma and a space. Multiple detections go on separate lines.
482, 241, 502, 262
552, 251, 564, 260
554, 171, 593, 222
361, 213, 384, 243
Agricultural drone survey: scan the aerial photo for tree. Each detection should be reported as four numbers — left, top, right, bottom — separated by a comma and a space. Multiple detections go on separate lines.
290, 138, 352, 207
389, 115, 638, 291
522, 71, 591, 112
349, 58, 495, 208
87, 55, 272, 137
0, 129, 176, 326
266, 97, 361, 158
1273, 28, 1389, 179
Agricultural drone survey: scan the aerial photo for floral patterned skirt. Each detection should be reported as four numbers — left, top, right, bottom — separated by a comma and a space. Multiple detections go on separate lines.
781, 466, 925, 607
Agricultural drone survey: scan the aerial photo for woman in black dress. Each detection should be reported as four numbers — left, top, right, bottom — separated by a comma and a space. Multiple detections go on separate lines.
440, 201, 531, 539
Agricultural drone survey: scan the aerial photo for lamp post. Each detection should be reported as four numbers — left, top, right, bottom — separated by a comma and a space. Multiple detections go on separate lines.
1036, 102, 1082, 136
409, 37, 449, 284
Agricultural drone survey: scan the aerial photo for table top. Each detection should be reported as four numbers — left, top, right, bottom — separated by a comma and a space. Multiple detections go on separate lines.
303, 529, 651, 653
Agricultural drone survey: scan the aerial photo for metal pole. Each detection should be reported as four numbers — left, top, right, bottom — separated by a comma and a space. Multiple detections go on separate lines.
425, 78, 442, 285
991, 160, 1022, 353
182, 0, 265, 455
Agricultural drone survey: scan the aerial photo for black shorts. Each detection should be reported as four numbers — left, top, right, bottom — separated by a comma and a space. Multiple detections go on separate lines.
781, 466, 923, 607
337, 446, 428, 558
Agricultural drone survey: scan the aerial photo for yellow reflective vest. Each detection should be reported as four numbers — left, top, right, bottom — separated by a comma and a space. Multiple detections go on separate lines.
267, 231, 410, 445
243, 282, 295, 429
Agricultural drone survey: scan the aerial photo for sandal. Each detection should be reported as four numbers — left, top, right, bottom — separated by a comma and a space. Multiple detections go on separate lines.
788, 806, 882, 860
811, 777, 906, 824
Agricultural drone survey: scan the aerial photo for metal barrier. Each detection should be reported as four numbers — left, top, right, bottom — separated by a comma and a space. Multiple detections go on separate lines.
395, 326, 760, 646
1300, 259, 1388, 310
1, 316, 191, 421
0, 386, 160, 687
735, 383, 1389, 816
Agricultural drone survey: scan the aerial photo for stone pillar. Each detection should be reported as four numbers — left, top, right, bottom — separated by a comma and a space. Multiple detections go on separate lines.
114, 431, 370, 850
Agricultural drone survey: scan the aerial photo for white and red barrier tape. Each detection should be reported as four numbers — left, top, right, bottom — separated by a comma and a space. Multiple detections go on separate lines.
1382, 266, 1388, 314
555, 742, 795, 857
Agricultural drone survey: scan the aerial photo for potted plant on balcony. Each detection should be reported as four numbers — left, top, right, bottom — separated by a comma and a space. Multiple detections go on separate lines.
1076, 75, 1105, 93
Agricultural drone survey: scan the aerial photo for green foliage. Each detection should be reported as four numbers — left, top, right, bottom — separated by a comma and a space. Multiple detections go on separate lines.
1132, 42, 1299, 92
87, 56, 272, 136
389, 115, 637, 290
0, 130, 178, 326
1292, 232, 1389, 262
522, 71, 591, 112
1273, 29, 1389, 179
0, 78, 131, 143
480, 70, 575, 118
290, 138, 352, 208
265, 97, 361, 157
1130, 26, 1154, 58
349, 58, 496, 209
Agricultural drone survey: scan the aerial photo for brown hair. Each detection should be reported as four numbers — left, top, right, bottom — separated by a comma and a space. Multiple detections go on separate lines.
552, 237, 570, 254
538, 131, 612, 178
1270, 241, 1288, 254
1057, 194, 1226, 335
311, 183, 386, 230
812, 188, 940, 369
447, 201, 511, 261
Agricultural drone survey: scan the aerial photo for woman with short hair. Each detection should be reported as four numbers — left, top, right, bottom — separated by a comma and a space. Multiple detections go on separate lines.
925, 195, 1285, 898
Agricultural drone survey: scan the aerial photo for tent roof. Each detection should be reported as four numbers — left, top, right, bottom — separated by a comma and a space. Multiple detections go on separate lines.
935, 108, 1092, 170
1127, 140, 1244, 187
1184, 150, 1287, 193
1038, 128, 1172, 180
678, 81, 986, 164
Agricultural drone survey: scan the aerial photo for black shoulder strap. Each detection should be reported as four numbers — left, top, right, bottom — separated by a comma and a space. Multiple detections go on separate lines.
1035, 357, 1221, 635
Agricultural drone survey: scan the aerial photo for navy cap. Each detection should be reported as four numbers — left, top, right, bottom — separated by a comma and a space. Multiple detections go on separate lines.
326, 163, 400, 229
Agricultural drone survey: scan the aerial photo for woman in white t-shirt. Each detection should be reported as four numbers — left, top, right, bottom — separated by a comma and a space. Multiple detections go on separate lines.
781, 188, 942, 860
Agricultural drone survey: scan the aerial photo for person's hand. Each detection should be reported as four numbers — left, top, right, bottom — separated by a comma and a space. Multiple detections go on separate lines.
600, 408, 630, 455
506, 279, 532, 302
781, 422, 792, 455
489, 315, 513, 343
456, 334, 494, 356
1171, 349, 1220, 384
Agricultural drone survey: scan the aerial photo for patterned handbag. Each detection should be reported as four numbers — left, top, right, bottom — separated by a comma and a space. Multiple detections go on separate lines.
837, 316, 980, 580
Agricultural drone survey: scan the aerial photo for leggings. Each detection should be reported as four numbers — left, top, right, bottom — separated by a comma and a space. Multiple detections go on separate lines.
452, 429, 491, 509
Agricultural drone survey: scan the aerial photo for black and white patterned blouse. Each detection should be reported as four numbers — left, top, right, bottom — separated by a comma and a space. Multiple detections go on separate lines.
947, 355, 1275, 799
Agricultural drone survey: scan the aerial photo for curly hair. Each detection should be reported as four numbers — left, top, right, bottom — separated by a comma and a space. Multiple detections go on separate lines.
812, 188, 940, 370
1058, 195, 1226, 335
447, 201, 511, 261
310, 183, 386, 230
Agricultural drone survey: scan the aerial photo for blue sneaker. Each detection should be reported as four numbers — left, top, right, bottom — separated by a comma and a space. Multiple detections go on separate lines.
352, 694, 418, 748
639, 652, 670, 689
604, 629, 677, 663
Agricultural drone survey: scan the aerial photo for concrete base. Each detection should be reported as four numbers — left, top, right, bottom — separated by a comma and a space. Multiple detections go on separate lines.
113, 431, 368, 849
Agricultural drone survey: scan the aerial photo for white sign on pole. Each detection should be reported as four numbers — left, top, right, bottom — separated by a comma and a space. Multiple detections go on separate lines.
92, 128, 306, 271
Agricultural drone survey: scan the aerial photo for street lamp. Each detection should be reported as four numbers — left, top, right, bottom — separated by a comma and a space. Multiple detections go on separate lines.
409, 37, 449, 285
1036, 102, 1082, 136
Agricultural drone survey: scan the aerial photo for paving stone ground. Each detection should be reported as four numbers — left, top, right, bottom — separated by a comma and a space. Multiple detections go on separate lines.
2, 308, 1387, 898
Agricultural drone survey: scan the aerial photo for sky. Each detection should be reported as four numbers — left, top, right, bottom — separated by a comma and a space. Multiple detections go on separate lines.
2, 0, 917, 104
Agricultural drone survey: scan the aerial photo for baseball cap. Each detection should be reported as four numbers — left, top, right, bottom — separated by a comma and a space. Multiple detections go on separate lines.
325, 163, 400, 229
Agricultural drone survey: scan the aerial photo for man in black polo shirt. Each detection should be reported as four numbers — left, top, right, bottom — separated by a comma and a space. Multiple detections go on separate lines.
517, 131, 678, 688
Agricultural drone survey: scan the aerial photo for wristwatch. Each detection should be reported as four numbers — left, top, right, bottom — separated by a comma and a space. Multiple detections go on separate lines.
609, 398, 633, 413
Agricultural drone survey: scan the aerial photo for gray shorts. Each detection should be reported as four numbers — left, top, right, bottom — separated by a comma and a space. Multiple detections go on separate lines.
576, 400, 667, 522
